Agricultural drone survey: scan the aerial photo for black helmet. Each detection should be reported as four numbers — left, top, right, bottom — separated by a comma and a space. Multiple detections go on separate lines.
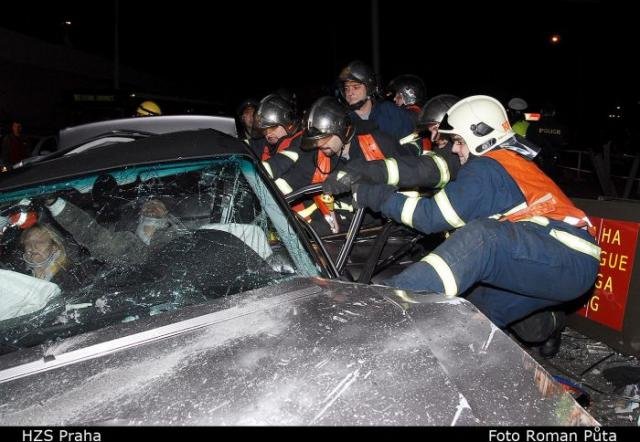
237, 98, 258, 117
274, 88, 298, 112
338, 60, 379, 99
254, 94, 298, 134
387, 74, 426, 106
301, 97, 355, 150
418, 94, 460, 129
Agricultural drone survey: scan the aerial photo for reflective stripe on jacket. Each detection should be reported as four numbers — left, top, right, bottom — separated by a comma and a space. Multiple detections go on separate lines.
260, 130, 303, 161
296, 134, 386, 220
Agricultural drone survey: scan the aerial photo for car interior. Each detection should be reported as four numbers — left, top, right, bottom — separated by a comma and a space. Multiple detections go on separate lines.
0, 158, 313, 355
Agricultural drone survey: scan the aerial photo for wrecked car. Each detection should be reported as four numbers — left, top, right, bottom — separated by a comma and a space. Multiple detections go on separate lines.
0, 128, 597, 425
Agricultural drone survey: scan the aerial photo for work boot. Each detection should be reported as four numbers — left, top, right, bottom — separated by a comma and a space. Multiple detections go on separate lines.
538, 311, 565, 359
509, 309, 566, 358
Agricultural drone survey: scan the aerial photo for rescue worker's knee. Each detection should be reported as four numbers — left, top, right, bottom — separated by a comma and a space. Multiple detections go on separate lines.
451, 218, 503, 248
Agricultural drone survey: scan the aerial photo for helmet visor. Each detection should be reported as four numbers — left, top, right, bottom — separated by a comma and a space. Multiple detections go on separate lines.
300, 130, 332, 151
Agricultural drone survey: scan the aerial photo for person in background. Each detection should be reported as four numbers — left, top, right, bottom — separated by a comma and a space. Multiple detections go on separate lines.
135, 101, 162, 117
236, 98, 265, 154
1, 121, 31, 167
507, 97, 529, 137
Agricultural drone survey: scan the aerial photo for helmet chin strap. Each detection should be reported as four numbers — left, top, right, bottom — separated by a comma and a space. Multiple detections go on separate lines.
348, 99, 367, 111
347, 94, 373, 111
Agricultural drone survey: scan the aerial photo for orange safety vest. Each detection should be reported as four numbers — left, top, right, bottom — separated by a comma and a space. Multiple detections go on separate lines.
294, 134, 386, 220
486, 149, 595, 236
261, 130, 303, 161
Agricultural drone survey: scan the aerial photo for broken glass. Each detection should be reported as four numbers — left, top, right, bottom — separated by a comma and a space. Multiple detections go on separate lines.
0, 157, 319, 355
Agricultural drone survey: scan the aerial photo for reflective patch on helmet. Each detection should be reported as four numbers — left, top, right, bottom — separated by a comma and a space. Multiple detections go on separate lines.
474, 138, 497, 155
421, 253, 458, 297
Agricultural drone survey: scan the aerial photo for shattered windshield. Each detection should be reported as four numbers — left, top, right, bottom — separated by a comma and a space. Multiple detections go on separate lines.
0, 157, 319, 355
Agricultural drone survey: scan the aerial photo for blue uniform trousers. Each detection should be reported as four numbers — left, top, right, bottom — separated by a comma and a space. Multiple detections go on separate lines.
384, 218, 599, 327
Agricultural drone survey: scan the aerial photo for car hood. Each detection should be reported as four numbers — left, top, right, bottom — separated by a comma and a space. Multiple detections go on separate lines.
0, 277, 596, 426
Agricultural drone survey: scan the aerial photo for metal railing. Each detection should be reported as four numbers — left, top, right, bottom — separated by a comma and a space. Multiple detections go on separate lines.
554, 147, 640, 199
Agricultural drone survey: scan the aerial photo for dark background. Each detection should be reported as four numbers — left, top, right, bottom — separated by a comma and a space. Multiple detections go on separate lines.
1, 0, 638, 146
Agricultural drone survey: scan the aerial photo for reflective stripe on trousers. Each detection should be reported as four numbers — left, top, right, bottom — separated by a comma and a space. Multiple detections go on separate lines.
384, 218, 600, 326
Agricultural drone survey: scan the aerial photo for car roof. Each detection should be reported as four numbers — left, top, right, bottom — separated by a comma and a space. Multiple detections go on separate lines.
0, 129, 252, 192
58, 115, 238, 151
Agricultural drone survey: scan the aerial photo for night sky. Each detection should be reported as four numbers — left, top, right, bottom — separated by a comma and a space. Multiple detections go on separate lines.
1, 0, 638, 129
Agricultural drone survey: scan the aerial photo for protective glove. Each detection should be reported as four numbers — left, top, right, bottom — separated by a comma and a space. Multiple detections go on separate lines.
352, 183, 397, 213
321, 169, 363, 196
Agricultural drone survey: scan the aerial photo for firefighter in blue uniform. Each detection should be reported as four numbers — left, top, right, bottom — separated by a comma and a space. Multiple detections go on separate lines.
321, 94, 461, 196
350, 95, 601, 353
277, 97, 415, 236
338, 61, 415, 141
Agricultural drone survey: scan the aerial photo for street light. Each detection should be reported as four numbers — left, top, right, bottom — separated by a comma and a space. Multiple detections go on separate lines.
550, 34, 561, 44
61, 18, 72, 46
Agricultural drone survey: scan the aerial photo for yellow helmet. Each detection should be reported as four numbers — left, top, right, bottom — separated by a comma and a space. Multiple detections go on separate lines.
136, 100, 161, 117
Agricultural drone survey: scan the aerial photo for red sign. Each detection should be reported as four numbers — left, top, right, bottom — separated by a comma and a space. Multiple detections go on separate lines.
576, 217, 640, 331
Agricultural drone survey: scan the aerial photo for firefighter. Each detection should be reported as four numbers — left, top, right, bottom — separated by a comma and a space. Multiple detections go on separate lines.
399, 93, 462, 154
349, 95, 600, 354
386, 74, 427, 119
277, 96, 414, 235
321, 94, 462, 195
253, 93, 307, 183
236, 98, 265, 154
338, 60, 415, 141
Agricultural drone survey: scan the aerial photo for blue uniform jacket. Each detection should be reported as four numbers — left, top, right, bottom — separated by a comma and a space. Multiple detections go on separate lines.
379, 156, 527, 234
350, 100, 414, 140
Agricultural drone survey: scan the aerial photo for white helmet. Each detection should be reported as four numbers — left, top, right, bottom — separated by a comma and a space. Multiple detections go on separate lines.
438, 95, 514, 156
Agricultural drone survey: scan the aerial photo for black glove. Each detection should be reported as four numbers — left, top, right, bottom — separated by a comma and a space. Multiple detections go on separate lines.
352, 183, 397, 212
322, 169, 363, 196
